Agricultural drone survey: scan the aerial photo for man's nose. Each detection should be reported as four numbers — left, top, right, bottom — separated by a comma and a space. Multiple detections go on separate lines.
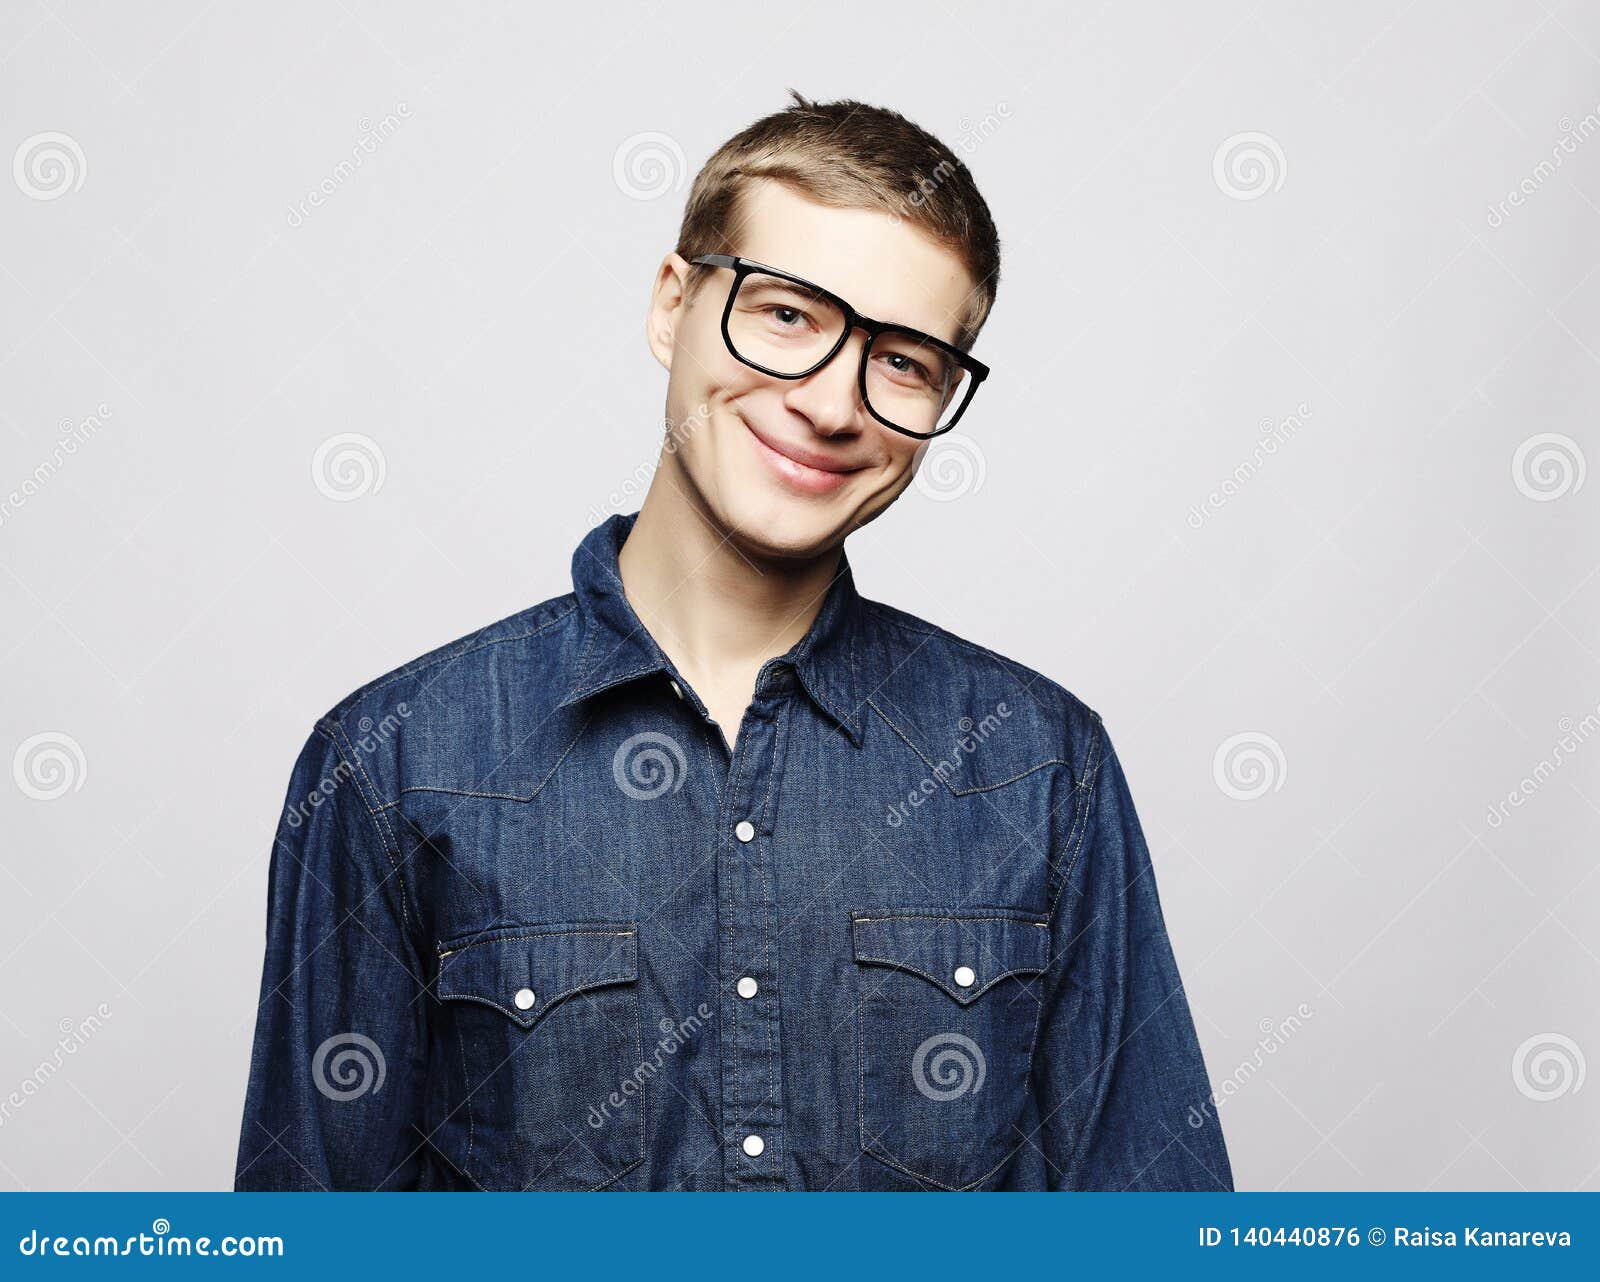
784, 330, 867, 434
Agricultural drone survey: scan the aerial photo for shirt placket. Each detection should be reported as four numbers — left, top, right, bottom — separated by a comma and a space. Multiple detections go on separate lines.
711, 660, 795, 1190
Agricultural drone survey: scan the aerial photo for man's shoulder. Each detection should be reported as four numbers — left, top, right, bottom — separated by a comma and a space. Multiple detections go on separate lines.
857, 596, 1108, 791
299, 591, 586, 807
321, 591, 582, 729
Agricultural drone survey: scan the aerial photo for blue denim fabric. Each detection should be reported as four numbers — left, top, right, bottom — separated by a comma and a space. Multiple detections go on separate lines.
235, 512, 1232, 1192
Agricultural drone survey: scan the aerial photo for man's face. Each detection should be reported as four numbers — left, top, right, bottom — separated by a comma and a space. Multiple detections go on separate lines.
648, 180, 979, 562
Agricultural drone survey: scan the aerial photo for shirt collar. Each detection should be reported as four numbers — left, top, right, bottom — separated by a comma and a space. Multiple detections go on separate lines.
556, 512, 864, 747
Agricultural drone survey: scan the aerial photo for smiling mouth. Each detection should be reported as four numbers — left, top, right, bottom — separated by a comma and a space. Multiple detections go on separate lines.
744, 422, 863, 495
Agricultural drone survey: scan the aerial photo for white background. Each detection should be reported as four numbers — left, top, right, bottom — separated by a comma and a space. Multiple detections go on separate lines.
2, 0, 1597, 1189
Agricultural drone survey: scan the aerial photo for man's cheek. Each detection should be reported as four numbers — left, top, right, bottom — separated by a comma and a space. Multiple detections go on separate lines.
715, 383, 780, 435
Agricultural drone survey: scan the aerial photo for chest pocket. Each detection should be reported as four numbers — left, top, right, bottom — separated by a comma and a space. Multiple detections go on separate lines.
433, 923, 642, 1191
852, 909, 1050, 1190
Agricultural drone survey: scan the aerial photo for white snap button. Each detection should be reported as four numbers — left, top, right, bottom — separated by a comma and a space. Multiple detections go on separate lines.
742, 1134, 765, 1157
668, 679, 685, 700
734, 820, 755, 843
737, 976, 758, 999
513, 987, 537, 1010
953, 966, 976, 989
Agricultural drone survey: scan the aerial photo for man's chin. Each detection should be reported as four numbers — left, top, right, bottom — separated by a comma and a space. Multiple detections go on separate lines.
715, 484, 856, 564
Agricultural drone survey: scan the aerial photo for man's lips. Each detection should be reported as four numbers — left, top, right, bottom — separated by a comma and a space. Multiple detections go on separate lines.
744, 423, 864, 495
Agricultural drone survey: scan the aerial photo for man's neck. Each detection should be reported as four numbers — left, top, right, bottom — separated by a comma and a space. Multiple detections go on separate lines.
617, 484, 842, 690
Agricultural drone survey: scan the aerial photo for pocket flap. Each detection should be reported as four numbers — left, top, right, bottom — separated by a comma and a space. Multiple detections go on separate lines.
436, 923, 638, 1028
851, 910, 1049, 1004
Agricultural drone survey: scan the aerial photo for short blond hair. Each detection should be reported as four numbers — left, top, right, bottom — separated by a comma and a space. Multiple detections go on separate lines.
676, 92, 1000, 349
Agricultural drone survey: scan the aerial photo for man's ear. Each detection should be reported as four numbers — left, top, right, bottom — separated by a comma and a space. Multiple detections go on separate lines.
646, 252, 692, 371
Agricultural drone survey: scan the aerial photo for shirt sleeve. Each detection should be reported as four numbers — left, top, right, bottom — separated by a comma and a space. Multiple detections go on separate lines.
1033, 721, 1234, 1190
234, 721, 428, 1190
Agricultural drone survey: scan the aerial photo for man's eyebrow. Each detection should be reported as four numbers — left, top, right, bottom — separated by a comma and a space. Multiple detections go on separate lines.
749, 269, 830, 296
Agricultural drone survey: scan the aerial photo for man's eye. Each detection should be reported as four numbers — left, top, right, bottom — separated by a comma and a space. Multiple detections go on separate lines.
767, 306, 806, 327
881, 352, 931, 384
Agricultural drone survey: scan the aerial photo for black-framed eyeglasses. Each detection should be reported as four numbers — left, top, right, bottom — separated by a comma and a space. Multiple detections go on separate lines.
690, 254, 989, 439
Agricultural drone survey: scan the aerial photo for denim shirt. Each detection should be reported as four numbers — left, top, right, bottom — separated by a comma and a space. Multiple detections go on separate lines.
235, 512, 1232, 1192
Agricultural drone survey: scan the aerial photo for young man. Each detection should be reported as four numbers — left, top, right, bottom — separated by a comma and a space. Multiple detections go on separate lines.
236, 95, 1232, 1192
